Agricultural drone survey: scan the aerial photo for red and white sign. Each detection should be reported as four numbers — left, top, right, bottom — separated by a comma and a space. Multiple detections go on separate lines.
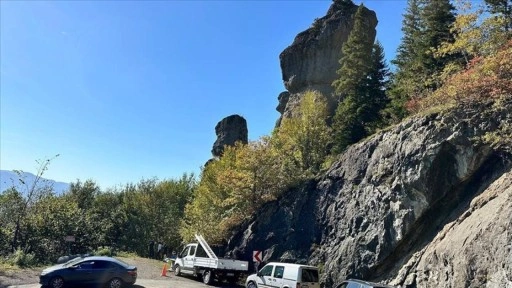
253, 250, 262, 262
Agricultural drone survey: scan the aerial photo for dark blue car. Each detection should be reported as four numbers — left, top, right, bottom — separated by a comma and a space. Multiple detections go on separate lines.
39, 256, 137, 288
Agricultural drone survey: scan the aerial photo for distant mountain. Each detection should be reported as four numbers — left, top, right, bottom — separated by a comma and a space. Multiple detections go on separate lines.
0, 170, 70, 195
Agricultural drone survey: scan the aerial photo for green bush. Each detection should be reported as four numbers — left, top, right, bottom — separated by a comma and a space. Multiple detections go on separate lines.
94, 247, 116, 256
6, 249, 37, 267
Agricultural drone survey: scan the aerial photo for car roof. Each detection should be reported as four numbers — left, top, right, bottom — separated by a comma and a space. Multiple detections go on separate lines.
343, 279, 396, 288
82, 256, 116, 261
80, 256, 132, 267
265, 262, 318, 269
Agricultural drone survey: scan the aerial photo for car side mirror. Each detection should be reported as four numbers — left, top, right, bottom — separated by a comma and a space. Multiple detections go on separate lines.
257, 272, 262, 277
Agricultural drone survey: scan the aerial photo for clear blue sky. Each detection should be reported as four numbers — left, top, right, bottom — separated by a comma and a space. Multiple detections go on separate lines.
0, 0, 406, 189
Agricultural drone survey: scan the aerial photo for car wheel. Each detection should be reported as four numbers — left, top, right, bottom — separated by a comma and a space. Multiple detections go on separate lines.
49, 276, 64, 288
107, 277, 124, 288
247, 281, 258, 288
202, 270, 213, 285
174, 264, 181, 276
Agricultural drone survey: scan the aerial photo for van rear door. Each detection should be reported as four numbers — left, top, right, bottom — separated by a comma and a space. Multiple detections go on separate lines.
299, 268, 320, 288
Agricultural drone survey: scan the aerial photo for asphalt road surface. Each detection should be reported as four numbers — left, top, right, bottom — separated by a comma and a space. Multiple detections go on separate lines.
6, 275, 244, 288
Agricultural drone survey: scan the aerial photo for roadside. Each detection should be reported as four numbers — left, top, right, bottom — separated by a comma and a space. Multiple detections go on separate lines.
0, 256, 244, 288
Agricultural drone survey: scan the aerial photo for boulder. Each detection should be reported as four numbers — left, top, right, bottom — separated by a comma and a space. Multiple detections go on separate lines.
211, 115, 248, 157
277, 1, 377, 124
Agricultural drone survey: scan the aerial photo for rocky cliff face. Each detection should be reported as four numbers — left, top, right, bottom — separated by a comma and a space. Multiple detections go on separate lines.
211, 114, 248, 157
225, 99, 512, 288
276, 2, 377, 126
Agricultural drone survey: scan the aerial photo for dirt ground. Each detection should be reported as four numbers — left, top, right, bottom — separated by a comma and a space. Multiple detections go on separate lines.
0, 256, 244, 288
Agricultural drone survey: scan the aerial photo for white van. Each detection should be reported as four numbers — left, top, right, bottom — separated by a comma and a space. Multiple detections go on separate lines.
245, 262, 320, 288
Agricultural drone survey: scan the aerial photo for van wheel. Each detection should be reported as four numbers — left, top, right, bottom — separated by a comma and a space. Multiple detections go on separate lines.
202, 270, 213, 285
174, 265, 181, 276
247, 281, 258, 288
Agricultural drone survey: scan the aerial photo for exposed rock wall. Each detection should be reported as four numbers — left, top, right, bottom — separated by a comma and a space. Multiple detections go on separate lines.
211, 115, 248, 157
225, 99, 512, 288
390, 171, 512, 288
276, 2, 377, 126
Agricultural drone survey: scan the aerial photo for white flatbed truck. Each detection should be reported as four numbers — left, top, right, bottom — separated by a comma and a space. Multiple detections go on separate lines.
173, 234, 249, 285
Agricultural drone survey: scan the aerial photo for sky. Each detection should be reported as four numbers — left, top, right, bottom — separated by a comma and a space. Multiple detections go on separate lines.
0, 0, 407, 190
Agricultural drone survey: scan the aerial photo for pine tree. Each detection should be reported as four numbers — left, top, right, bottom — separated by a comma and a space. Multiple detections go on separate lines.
332, 4, 373, 98
331, 4, 374, 153
484, 0, 511, 32
421, 0, 457, 88
362, 42, 390, 132
387, 0, 426, 121
387, 0, 457, 122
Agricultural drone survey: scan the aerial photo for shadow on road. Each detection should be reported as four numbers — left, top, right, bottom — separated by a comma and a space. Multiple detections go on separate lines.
174, 274, 244, 288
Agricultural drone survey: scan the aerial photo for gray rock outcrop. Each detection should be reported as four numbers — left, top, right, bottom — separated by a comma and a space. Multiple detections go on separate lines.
276, 1, 377, 125
225, 99, 512, 288
211, 115, 248, 157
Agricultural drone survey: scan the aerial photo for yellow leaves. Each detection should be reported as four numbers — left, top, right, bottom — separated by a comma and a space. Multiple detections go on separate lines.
180, 91, 333, 244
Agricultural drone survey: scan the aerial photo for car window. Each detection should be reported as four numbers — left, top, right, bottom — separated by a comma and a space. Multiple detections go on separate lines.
78, 261, 94, 269
93, 261, 114, 269
301, 268, 319, 282
259, 265, 273, 277
273, 266, 284, 279
189, 246, 196, 256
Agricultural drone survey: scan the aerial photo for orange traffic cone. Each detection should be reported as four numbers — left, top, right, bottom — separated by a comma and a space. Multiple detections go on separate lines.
161, 263, 167, 277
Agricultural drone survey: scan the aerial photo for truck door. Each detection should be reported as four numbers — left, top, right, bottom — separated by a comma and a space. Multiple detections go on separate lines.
184, 245, 196, 269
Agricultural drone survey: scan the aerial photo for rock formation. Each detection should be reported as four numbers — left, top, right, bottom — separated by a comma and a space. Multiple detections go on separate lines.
225, 99, 512, 288
276, 1, 377, 126
211, 114, 248, 157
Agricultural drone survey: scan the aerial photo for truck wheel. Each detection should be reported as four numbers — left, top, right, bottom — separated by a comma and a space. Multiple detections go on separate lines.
202, 270, 213, 285
247, 281, 258, 288
174, 265, 181, 276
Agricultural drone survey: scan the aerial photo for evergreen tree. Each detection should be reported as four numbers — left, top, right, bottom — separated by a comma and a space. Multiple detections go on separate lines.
362, 42, 390, 132
387, 0, 456, 122
421, 0, 457, 88
484, 0, 511, 32
332, 4, 373, 98
331, 4, 373, 153
387, 0, 425, 121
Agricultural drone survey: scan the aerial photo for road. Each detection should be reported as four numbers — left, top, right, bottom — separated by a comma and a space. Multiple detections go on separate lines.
6, 275, 244, 288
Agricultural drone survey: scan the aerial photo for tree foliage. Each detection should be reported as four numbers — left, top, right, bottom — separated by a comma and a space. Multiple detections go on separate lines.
272, 90, 332, 175
388, 0, 457, 121
0, 168, 196, 263
331, 4, 389, 153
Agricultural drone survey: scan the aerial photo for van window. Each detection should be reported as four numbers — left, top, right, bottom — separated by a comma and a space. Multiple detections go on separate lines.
189, 246, 196, 256
273, 266, 284, 279
301, 268, 319, 282
259, 265, 273, 277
